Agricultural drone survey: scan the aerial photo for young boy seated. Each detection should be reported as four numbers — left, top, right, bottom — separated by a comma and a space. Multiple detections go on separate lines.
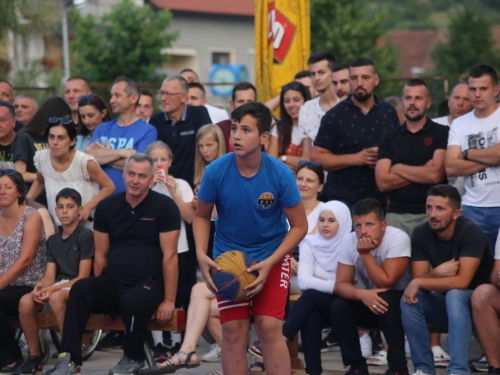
192, 102, 308, 375
16, 188, 94, 375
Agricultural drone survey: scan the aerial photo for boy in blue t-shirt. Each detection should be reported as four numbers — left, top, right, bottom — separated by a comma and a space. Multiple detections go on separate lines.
194, 102, 308, 374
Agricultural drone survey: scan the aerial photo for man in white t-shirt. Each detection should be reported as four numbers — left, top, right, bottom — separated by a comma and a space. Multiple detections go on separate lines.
332, 198, 411, 375
433, 82, 472, 127
433, 82, 473, 196
472, 233, 500, 375
298, 51, 340, 144
445, 64, 500, 252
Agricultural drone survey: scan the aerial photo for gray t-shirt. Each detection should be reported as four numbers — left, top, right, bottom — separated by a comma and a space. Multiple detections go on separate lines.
46, 225, 94, 281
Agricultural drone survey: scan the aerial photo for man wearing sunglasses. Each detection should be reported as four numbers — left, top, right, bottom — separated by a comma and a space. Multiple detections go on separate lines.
0, 101, 16, 163
86, 77, 157, 194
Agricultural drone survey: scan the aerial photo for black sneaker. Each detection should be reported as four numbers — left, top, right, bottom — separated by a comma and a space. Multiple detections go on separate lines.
97, 331, 124, 351
15, 357, 42, 375
320, 337, 340, 352
345, 368, 369, 375
0, 360, 23, 375
487, 366, 500, 375
384, 370, 409, 375
152, 343, 169, 363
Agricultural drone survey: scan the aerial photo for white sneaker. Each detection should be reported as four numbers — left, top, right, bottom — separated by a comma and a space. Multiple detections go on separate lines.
201, 343, 221, 362
18, 333, 29, 355
360, 333, 372, 358
405, 336, 411, 358
411, 371, 432, 375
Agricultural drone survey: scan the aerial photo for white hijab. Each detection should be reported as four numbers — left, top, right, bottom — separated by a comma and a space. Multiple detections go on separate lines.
301, 200, 352, 271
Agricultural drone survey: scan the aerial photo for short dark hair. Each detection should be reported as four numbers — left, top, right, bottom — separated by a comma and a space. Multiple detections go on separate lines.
56, 187, 82, 207
140, 89, 153, 99
294, 70, 311, 80
231, 102, 271, 135
180, 68, 199, 79
350, 57, 377, 73
114, 76, 141, 100
405, 78, 428, 89
45, 118, 77, 149
188, 82, 206, 96
21, 96, 71, 137
231, 82, 257, 103
352, 198, 384, 222
427, 184, 461, 210
0, 100, 15, 118
469, 64, 499, 87
332, 62, 350, 73
296, 162, 324, 185
307, 51, 336, 71
66, 76, 91, 92
3, 171, 26, 205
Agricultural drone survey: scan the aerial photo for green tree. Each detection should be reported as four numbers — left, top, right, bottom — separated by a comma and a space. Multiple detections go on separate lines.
310, 0, 402, 98
431, 7, 500, 83
69, 0, 178, 83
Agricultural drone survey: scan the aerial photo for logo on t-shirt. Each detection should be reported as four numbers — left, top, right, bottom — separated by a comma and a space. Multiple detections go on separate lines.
424, 137, 433, 146
257, 192, 276, 209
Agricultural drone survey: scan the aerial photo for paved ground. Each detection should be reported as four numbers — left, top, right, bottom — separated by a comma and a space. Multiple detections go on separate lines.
39, 333, 485, 375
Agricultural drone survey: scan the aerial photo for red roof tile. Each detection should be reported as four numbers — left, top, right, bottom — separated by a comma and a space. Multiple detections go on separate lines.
386, 30, 446, 76
150, 0, 255, 16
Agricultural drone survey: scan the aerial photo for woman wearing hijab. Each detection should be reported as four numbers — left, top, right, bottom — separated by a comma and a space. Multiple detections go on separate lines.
282, 201, 352, 375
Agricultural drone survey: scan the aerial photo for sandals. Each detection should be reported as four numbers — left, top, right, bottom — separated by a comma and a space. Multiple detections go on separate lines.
248, 345, 263, 359
162, 350, 200, 369
207, 372, 222, 375
367, 350, 388, 366
249, 361, 265, 373
432, 345, 450, 368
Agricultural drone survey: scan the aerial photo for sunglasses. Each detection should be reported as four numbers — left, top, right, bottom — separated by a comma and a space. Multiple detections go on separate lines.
282, 81, 304, 92
0, 169, 16, 176
78, 94, 96, 105
298, 160, 322, 168
49, 117, 73, 125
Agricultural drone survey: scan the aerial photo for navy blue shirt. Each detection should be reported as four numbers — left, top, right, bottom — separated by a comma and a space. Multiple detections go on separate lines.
150, 105, 212, 186
378, 118, 449, 214
314, 95, 399, 206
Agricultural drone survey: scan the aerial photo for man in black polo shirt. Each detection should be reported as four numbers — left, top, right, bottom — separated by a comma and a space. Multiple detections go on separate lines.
311, 57, 399, 207
47, 153, 181, 375
149, 76, 212, 186
375, 78, 448, 235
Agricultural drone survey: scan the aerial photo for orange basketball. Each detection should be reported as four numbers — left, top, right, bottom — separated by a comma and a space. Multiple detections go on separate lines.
210, 250, 258, 301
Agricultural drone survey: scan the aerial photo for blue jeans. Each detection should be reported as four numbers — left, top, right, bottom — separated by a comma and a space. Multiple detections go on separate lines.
400, 289, 473, 375
461, 205, 500, 253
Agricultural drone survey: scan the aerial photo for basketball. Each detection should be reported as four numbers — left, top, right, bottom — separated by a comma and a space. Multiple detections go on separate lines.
210, 250, 258, 301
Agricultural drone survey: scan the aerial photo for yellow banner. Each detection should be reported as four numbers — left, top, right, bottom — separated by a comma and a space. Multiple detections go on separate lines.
255, 0, 310, 103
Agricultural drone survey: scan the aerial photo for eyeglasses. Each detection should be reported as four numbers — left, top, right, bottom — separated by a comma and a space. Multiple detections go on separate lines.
78, 94, 96, 105
157, 91, 183, 98
49, 117, 73, 125
0, 169, 16, 176
298, 160, 322, 168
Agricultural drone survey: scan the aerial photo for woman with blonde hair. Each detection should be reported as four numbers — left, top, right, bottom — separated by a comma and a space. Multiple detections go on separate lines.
193, 124, 226, 191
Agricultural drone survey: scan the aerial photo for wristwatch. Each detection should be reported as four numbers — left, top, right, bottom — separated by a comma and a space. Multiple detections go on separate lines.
462, 149, 469, 160
281, 155, 288, 162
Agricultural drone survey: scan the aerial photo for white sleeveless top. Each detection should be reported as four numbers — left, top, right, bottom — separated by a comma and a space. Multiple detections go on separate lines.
34, 149, 99, 228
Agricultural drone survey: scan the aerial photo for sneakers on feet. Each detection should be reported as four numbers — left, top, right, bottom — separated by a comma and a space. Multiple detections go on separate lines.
0, 360, 23, 375
201, 343, 221, 362
97, 331, 124, 351
367, 350, 388, 366
431, 345, 450, 368
152, 343, 169, 363
359, 334, 372, 358
45, 353, 80, 375
15, 357, 43, 375
471, 355, 489, 372
345, 368, 369, 375
411, 371, 432, 375
109, 355, 144, 375
320, 337, 340, 353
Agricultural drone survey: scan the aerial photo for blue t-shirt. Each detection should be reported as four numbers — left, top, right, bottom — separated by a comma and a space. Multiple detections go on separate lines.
198, 152, 301, 262
91, 118, 157, 193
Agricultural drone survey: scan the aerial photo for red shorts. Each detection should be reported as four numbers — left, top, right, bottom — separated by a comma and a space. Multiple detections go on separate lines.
216, 253, 292, 324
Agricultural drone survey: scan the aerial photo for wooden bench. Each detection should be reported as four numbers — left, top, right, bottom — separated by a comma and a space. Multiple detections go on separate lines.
9, 310, 186, 375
